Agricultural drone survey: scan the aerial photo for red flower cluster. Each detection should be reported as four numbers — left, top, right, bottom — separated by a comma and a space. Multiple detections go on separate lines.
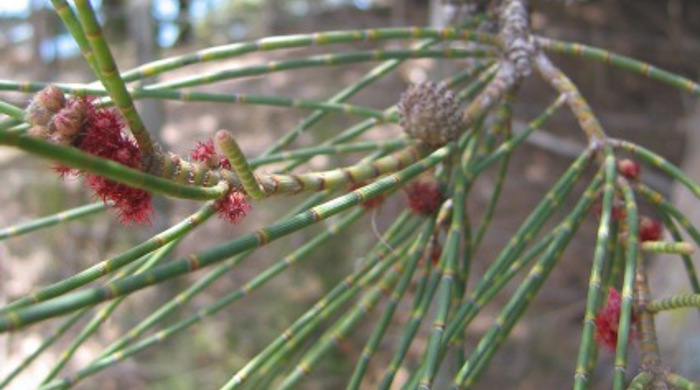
79, 104, 152, 224
595, 288, 637, 351
190, 138, 231, 170
61, 98, 152, 225
405, 181, 444, 216
638, 217, 663, 242
190, 138, 250, 224
215, 189, 251, 224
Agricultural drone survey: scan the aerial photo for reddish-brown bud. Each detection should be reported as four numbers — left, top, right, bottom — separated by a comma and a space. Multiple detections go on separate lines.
639, 217, 663, 242
28, 125, 49, 139
50, 98, 87, 139
617, 159, 641, 181
26, 86, 66, 127
405, 181, 445, 216
37, 85, 66, 112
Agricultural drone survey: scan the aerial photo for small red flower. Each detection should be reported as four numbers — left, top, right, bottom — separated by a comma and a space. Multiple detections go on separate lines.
215, 189, 251, 224
595, 288, 637, 351
638, 217, 663, 242
190, 138, 231, 169
617, 159, 641, 181
349, 181, 385, 210
405, 181, 444, 216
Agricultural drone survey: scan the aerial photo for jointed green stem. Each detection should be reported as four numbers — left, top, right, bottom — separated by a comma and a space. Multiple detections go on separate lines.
149, 48, 495, 91
275, 235, 420, 390
613, 180, 639, 390
223, 217, 422, 389
49, 0, 100, 74
641, 241, 694, 255
535, 52, 606, 143
633, 183, 700, 297
347, 219, 437, 390
250, 139, 413, 168
39, 239, 180, 384
0, 131, 230, 200
611, 139, 700, 201
645, 294, 700, 314
420, 167, 467, 389
215, 130, 265, 199
626, 372, 653, 390
1, 202, 218, 313
93, 191, 339, 364
574, 148, 616, 390
124, 27, 497, 83
538, 37, 700, 97
73, 0, 154, 159
0, 145, 451, 332
0, 100, 25, 121
0, 202, 105, 241
452, 174, 603, 388
665, 372, 700, 389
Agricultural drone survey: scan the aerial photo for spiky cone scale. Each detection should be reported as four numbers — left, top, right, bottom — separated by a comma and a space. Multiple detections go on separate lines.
398, 81, 465, 146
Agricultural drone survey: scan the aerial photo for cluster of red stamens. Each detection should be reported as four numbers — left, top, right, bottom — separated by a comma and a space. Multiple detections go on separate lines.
27, 87, 152, 225
594, 287, 637, 351
190, 138, 250, 224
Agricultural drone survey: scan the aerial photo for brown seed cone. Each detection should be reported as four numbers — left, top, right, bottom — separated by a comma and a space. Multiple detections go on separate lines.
397, 81, 464, 146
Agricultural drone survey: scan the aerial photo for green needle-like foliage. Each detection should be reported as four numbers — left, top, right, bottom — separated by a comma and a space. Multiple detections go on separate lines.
1, 2, 699, 389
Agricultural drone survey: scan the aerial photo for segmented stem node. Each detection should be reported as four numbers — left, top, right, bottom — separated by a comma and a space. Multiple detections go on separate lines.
215, 130, 265, 200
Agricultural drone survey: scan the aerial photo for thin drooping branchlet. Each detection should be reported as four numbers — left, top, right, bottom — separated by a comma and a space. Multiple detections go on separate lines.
613, 180, 640, 390
574, 148, 616, 389
535, 52, 607, 143
71, 0, 155, 162
451, 174, 604, 389
0, 202, 105, 241
645, 294, 700, 314
0, 202, 218, 313
347, 219, 438, 390
537, 37, 700, 97
40, 240, 181, 385
641, 241, 694, 255
223, 217, 423, 389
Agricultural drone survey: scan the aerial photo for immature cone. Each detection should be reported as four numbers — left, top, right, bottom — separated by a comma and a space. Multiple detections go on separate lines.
26, 85, 66, 127
398, 81, 464, 146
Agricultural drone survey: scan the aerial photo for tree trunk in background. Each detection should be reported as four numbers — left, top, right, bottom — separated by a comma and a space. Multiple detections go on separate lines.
391, 0, 407, 26
30, 2, 58, 79
174, 0, 193, 46
650, 102, 700, 378
103, 0, 127, 42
